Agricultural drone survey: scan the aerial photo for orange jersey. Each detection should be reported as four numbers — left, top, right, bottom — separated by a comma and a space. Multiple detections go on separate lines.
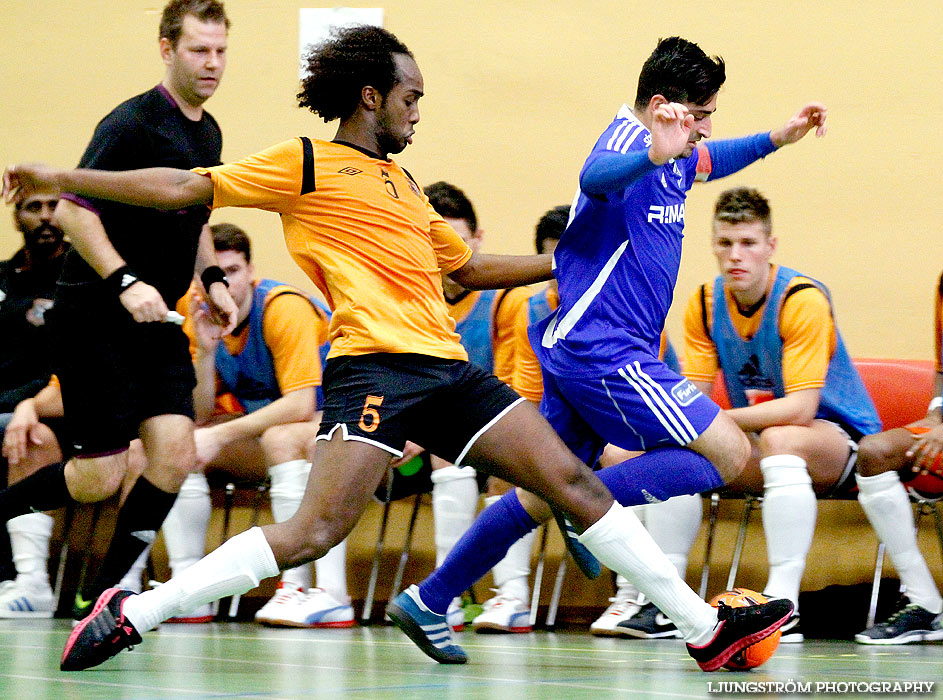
491, 286, 533, 385
512, 287, 559, 403
683, 265, 836, 394
193, 138, 472, 362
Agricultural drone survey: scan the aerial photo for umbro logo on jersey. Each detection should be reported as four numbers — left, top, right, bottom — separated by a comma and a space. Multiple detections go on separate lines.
338, 167, 362, 175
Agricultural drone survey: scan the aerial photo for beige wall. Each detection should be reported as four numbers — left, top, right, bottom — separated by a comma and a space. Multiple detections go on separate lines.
3, 1, 941, 360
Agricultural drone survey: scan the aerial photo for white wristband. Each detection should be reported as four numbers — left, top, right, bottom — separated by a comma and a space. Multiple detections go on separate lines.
929, 396, 942, 413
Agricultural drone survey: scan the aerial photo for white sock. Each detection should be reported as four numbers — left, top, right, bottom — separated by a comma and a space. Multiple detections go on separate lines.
123, 526, 279, 633
116, 544, 152, 593
857, 471, 943, 614
314, 538, 349, 601
161, 472, 211, 577
578, 502, 716, 644
760, 455, 815, 609
431, 465, 478, 567
486, 495, 534, 602
8, 512, 53, 591
645, 494, 702, 580
269, 460, 313, 590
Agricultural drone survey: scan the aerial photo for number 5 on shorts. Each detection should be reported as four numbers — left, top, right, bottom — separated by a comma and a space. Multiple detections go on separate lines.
359, 395, 384, 433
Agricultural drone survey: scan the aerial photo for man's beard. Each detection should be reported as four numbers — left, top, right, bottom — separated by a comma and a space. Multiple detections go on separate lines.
24, 224, 65, 257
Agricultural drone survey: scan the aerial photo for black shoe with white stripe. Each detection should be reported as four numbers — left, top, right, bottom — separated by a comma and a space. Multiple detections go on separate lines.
616, 602, 682, 639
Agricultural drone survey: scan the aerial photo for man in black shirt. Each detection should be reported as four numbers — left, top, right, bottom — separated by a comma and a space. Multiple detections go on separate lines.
0, 0, 237, 618
0, 193, 69, 412
0, 193, 70, 610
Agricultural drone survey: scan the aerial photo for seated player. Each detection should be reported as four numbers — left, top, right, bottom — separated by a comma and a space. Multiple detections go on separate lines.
853, 273, 943, 644
0, 192, 70, 592
628, 187, 880, 643
0, 377, 148, 616
163, 223, 352, 627
0, 380, 67, 616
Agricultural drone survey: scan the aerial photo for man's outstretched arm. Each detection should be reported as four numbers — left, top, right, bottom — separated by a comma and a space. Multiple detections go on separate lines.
448, 252, 553, 291
3, 164, 213, 209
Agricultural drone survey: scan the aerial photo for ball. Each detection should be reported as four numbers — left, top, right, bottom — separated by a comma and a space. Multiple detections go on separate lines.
708, 588, 781, 670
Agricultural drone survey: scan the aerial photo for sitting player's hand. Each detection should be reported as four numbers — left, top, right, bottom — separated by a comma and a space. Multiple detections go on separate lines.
120, 280, 169, 323
906, 423, 943, 477
2, 398, 42, 467
193, 425, 225, 469
204, 283, 238, 337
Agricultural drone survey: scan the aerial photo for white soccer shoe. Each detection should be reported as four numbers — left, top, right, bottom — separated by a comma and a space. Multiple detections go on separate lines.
590, 589, 643, 637
0, 578, 55, 618
256, 584, 355, 628
472, 593, 532, 633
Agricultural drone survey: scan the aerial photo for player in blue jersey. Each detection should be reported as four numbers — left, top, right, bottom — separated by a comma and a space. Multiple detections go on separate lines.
390, 35, 826, 664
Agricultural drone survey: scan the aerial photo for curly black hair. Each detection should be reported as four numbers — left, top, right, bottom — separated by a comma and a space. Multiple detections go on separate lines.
635, 37, 725, 110
298, 25, 413, 122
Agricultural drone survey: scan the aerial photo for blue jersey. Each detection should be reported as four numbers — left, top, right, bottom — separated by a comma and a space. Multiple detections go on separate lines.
533, 106, 701, 378
454, 289, 498, 372
712, 266, 881, 437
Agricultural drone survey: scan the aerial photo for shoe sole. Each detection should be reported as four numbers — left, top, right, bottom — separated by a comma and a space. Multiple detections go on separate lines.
257, 618, 356, 629
855, 629, 943, 645
386, 600, 467, 664
779, 632, 805, 644
590, 626, 637, 637
61, 588, 126, 671
0, 609, 54, 619
617, 627, 682, 640
166, 615, 215, 624
473, 623, 532, 634
692, 609, 791, 672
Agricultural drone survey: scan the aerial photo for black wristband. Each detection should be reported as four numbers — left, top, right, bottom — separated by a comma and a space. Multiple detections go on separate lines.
200, 265, 229, 289
106, 265, 140, 296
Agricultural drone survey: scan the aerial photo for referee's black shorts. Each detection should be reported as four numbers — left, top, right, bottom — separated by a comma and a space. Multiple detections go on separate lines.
316, 353, 524, 465
49, 297, 195, 457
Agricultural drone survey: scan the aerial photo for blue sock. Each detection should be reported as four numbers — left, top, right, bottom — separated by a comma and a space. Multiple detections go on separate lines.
419, 489, 538, 614
597, 447, 724, 505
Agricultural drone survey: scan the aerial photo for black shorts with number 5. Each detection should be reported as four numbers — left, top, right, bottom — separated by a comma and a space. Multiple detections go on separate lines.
316, 353, 523, 465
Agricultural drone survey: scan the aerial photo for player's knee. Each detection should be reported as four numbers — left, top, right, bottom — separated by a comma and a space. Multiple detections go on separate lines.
290, 519, 345, 567
756, 425, 805, 457
713, 427, 751, 483
67, 459, 126, 502
259, 423, 306, 462
856, 433, 899, 477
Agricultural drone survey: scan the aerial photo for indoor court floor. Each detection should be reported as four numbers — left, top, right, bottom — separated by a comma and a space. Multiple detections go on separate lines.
1, 619, 941, 699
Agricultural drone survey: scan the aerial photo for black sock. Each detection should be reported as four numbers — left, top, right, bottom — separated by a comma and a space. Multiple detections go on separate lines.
82, 476, 177, 601
0, 524, 14, 581
0, 462, 72, 522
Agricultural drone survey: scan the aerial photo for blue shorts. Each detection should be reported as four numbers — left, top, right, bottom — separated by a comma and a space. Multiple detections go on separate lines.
540, 352, 720, 465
